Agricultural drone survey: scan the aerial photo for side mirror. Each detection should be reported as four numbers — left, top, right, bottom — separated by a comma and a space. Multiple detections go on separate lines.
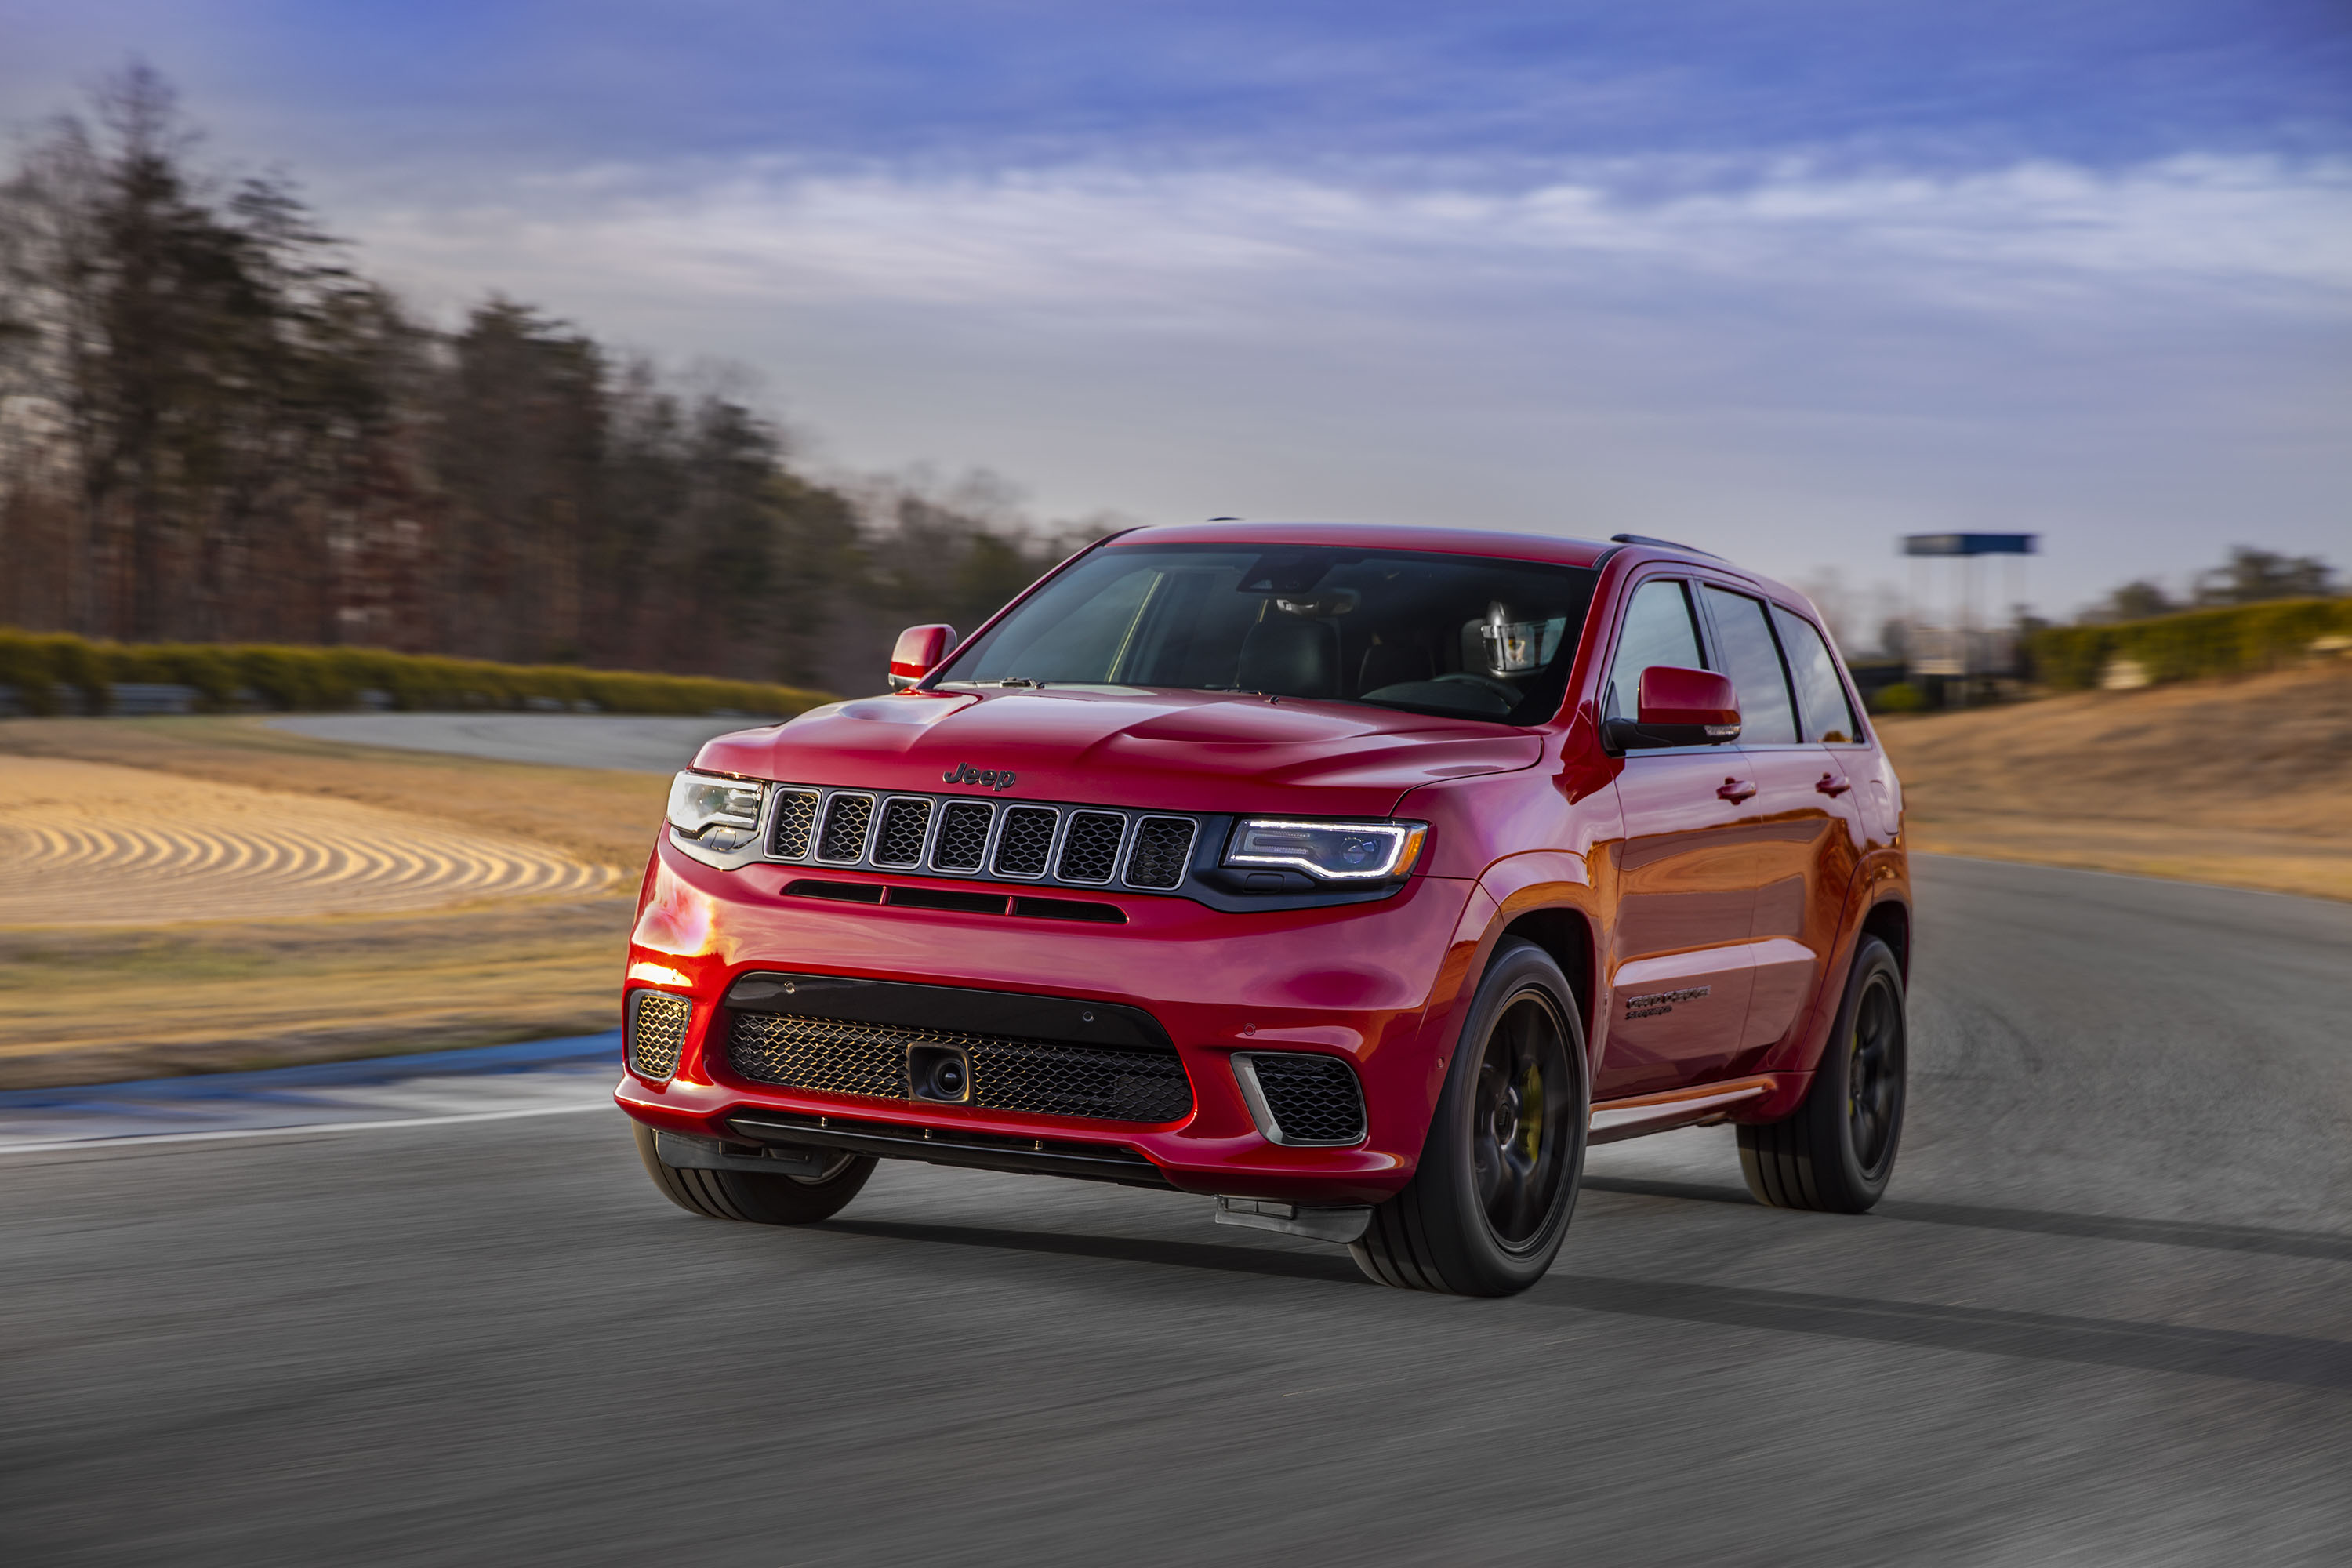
1601, 666, 1741, 751
888, 624, 958, 691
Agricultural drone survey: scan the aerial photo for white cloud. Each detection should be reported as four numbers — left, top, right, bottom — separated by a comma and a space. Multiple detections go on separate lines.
342, 152, 2352, 611
361, 154, 2352, 326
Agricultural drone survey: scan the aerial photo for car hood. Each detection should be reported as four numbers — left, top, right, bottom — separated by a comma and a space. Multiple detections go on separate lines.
693, 688, 1544, 817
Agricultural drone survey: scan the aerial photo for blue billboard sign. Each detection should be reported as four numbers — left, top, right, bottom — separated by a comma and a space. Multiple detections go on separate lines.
1902, 533, 2038, 557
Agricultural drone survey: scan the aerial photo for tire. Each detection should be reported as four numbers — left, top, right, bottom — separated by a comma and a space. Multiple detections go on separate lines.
1352, 937, 1589, 1296
633, 1123, 877, 1225
1738, 935, 1907, 1213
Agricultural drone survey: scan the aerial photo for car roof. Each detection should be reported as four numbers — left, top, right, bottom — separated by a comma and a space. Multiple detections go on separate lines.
1102, 521, 1817, 617
1107, 520, 1618, 568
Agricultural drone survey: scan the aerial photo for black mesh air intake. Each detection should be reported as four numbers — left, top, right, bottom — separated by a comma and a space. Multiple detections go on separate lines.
816, 793, 874, 862
728, 1011, 1192, 1124
628, 990, 693, 1080
993, 806, 1058, 877
873, 797, 932, 866
1248, 1052, 1366, 1144
769, 789, 819, 858
1055, 811, 1124, 884
1123, 815, 1196, 889
931, 800, 993, 870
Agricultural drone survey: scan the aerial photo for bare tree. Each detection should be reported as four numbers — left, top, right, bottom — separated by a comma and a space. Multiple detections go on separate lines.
0, 65, 1124, 692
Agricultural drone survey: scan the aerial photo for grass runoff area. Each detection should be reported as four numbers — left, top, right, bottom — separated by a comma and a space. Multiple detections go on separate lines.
1, 659, 2347, 1089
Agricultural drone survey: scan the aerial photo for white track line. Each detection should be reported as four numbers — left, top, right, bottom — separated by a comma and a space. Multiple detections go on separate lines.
0, 1100, 616, 1156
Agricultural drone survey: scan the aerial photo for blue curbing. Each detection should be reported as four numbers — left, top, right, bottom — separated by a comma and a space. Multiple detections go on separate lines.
0, 1031, 622, 1111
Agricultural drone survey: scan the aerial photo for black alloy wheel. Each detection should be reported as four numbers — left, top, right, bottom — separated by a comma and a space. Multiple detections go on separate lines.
1472, 993, 1578, 1248
1353, 938, 1588, 1295
1738, 935, 1907, 1213
1846, 964, 1902, 1175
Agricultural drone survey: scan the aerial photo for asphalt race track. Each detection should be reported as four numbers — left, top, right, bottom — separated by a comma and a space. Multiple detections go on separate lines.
5, 720, 2350, 1563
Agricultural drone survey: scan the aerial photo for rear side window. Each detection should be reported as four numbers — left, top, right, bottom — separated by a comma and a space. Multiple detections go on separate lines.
1770, 605, 1864, 744
1603, 579, 1705, 720
1699, 586, 1798, 746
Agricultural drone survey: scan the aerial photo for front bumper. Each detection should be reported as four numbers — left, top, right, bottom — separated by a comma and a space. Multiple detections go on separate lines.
614, 835, 1479, 1205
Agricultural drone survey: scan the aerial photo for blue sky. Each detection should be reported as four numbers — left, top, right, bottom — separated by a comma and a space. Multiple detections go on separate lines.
7, 1, 2349, 626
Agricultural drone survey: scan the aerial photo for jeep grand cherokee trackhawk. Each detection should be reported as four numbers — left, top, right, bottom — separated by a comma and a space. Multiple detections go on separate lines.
616, 522, 1911, 1296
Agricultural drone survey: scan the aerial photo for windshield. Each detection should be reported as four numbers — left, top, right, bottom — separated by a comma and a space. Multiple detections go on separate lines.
936, 543, 1601, 725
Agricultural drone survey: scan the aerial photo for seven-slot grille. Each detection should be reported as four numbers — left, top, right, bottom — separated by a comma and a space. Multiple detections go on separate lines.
728, 1011, 1193, 1123
627, 989, 692, 1080
753, 785, 1202, 895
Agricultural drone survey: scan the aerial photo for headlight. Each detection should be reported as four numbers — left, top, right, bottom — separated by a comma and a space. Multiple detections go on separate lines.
1223, 818, 1427, 881
666, 771, 765, 851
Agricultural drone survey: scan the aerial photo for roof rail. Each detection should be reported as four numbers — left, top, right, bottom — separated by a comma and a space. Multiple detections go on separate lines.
1609, 532, 1724, 560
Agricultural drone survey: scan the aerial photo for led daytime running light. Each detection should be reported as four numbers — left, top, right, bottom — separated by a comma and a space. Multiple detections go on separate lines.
1224, 818, 1427, 881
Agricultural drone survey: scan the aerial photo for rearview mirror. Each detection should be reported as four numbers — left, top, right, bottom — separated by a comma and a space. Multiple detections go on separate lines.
1601, 666, 1741, 752
888, 624, 958, 691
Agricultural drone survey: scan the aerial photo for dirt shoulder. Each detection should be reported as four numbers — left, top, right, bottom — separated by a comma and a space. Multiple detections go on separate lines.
1877, 661, 2352, 902
0, 717, 662, 1088
0, 715, 666, 868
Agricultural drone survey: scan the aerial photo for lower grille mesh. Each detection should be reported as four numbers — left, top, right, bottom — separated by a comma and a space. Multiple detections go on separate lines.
728, 1011, 1193, 1123
1250, 1052, 1366, 1144
628, 990, 692, 1080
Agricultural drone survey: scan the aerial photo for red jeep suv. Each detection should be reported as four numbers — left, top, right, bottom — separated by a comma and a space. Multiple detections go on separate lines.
617, 522, 1911, 1296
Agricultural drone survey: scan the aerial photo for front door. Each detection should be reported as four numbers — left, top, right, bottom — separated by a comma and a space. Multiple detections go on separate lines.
1598, 576, 1759, 1098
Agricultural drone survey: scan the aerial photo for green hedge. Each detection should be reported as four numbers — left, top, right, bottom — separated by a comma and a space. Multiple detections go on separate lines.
0, 629, 834, 719
2028, 598, 2352, 691
1869, 681, 1928, 714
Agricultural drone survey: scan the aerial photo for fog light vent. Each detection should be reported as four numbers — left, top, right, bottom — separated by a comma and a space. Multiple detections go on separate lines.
628, 989, 693, 1081
1236, 1052, 1365, 1145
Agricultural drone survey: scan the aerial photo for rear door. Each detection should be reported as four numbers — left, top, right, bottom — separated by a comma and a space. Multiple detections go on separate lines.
1695, 584, 1854, 1069
1772, 601, 1875, 860
1599, 575, 1759, 1098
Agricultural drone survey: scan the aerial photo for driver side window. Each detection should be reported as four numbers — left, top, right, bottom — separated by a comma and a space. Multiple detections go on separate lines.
1604, 579, 1705, 720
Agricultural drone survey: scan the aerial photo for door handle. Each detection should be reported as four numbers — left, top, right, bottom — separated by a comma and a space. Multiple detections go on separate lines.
1716, 778, 1758, 804
1816, 772, 1852, 797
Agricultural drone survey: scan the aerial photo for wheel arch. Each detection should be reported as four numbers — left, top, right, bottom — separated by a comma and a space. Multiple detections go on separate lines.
1495, 904, 1599, 1054
1859, 893, 1911, 982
